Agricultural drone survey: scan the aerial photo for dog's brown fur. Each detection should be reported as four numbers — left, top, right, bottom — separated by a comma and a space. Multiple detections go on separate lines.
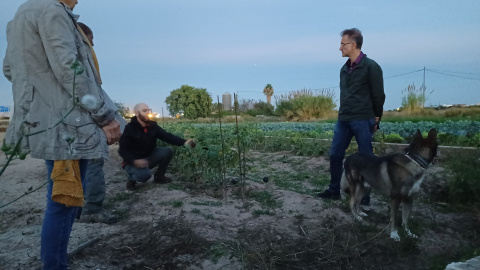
341, 129, 438, 241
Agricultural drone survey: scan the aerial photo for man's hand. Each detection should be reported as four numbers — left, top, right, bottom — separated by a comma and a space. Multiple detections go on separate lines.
184, 139, 196, 148
373, 117, 380, 132
102, 120, 121, 145
133, 159, 148, 168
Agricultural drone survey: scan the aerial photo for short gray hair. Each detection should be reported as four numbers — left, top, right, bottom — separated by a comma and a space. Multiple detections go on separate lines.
341, 28, 363, 49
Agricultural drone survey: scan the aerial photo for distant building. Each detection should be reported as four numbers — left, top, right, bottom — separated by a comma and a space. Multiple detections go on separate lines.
222, 92, 232, 111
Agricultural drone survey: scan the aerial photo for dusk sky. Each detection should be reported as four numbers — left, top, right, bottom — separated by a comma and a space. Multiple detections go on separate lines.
1, 0, 479, 115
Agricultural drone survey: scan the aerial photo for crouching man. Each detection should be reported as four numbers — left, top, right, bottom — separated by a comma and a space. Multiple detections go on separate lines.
118, 103, 196, 190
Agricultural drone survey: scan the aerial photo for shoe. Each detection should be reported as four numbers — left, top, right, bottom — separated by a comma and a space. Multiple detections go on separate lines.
317, 189, 341, 200
154, 175, 172, 184
77, 211, 118, 224
126, 180, 136, 191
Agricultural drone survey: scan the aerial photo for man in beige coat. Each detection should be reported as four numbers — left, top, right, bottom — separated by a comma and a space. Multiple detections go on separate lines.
3, 0, 121, 268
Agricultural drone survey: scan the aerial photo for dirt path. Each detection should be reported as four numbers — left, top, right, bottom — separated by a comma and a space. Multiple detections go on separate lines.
1, 134, 479, 269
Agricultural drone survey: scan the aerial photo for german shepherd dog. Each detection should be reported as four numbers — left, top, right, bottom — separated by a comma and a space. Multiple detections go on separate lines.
341, 129, 438, 241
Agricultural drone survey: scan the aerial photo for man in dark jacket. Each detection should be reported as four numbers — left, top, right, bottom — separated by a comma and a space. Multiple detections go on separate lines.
318, 28, 385, 207
119, 103, 196, 190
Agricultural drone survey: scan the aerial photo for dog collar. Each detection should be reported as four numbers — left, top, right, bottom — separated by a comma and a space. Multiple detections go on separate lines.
404, 152, 429, 170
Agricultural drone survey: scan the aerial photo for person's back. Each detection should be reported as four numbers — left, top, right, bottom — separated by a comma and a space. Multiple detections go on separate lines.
3, 1, 121, 268
4, 0, 115, 160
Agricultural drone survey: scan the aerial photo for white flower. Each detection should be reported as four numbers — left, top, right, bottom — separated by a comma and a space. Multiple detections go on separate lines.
80, 95, 100, 110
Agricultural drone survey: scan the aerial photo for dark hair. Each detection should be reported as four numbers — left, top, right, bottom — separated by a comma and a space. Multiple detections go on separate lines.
340, 28, 363, 49
77, 22, 92, 36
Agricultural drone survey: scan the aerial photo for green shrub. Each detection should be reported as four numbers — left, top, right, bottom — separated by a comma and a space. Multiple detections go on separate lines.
445, 152, 480, 204
275, 89, 336, 120
383, 133, 405, 143
246, 101, 275, 116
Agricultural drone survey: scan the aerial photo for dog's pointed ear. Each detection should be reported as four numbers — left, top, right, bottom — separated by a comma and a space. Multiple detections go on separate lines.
427, 128, 438, 142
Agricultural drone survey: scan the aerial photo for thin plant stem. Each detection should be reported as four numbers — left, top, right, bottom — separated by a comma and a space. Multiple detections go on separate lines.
217, 96, 227, 200
234, 93, 245, 200
0, 181, 48, 208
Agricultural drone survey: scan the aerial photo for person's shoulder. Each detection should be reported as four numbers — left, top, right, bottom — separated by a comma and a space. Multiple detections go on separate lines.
124, 121, 136, 130
363, 56, 380, 66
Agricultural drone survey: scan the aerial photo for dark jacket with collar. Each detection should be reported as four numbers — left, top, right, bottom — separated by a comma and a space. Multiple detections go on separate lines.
119, 116, 186, 165
338, 56, 385, 121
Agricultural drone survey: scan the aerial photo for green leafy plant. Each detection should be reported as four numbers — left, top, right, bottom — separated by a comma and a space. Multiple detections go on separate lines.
445, 152, 480, 205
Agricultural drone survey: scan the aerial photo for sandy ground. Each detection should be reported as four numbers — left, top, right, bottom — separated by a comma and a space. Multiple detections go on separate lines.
1, 131, 479, 270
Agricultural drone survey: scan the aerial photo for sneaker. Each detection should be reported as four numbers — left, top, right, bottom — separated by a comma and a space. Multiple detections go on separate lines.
317, 189, 341, 200
126, 180, 136, 191
154, 175, 172, 184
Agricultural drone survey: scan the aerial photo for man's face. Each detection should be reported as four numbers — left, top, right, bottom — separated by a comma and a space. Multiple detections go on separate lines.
136, 105, 151, 122
339, 35, 355, 57
60, 0, 78, 10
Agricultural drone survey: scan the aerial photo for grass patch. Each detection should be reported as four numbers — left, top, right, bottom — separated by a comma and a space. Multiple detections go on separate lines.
208, 242, 228, 263
159, 200, 183, 208
246, 190, 282, 209
273, 175, 306, 193
252, 209, 275, 217
112, 208, 130, 221
167, 182, 185, 191
191, 200, 222, 207
190, 208, 214, 220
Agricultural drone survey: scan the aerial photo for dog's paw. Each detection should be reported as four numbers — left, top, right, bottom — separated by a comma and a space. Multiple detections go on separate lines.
390, 230, 401, 241
359, 211, 368, 217
405, 229, 418, 239
354, 215, 363, 222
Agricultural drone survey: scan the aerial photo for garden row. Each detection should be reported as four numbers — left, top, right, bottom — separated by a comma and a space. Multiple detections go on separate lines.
156, 120, 479, 187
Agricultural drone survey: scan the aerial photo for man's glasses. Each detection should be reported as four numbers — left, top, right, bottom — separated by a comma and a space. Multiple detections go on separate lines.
340, 42, 352, 47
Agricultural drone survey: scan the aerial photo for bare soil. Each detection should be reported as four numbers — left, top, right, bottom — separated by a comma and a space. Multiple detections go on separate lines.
1, 132, 479, 270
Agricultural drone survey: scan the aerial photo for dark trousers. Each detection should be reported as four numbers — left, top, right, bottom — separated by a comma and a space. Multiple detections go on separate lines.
83, 158, 105, 215
124, 147, 174, 182
329, 119, 375, 203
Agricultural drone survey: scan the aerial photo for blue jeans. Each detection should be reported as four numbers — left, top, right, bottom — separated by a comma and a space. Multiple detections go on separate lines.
124, 147, 174, 182
329, 119, 375, 199
83, 158, 105, 215
42, 159, 88, 270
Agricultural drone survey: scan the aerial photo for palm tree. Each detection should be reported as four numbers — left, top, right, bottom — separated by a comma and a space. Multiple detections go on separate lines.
263, 84, 274, 104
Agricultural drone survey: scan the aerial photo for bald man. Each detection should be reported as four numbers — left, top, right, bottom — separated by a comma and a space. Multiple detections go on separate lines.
118, 103, 196, 190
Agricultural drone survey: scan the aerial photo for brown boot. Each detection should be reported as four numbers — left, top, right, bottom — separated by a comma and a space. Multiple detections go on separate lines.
154, 175, 172, 184
126, 180, 136, 191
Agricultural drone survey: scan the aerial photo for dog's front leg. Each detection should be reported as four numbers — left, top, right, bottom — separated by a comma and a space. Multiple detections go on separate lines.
390, 198, 401, 241
402, 199, 417, 239
354, 183, 368, 218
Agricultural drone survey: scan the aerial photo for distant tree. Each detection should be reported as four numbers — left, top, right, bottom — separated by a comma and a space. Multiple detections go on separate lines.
237, 99, 256, 112
114, 101, 130, 118
263, 83, 274, 104
165, 85, 213, 119
247, 101, 274, 116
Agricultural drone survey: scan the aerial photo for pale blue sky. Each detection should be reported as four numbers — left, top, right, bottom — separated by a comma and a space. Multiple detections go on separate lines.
1, 0, 480, 115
